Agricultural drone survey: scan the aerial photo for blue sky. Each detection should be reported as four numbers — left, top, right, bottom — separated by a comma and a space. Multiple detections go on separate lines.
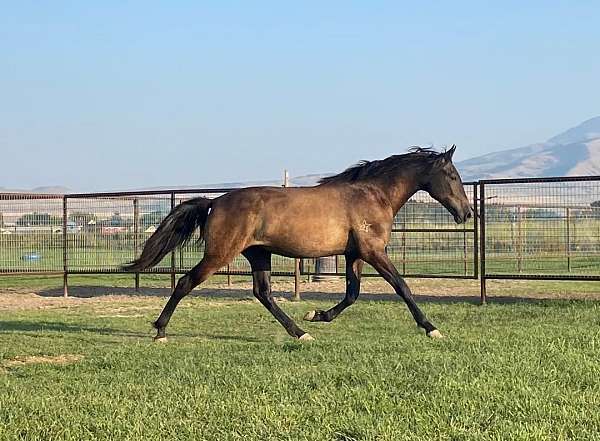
2, 1, 600, 191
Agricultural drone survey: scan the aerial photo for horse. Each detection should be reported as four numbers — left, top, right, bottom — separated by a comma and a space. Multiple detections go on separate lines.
124, 146, 472, 342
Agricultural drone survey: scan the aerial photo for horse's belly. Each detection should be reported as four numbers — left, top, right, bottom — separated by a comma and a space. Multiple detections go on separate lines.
258, 223, 349, 258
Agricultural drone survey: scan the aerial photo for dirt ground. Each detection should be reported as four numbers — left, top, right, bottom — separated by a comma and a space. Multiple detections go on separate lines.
1, 277, 599, 313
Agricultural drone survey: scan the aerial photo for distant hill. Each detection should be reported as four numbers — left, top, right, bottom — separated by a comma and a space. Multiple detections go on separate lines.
456, 116, 600, 181
0, 185, 71, 194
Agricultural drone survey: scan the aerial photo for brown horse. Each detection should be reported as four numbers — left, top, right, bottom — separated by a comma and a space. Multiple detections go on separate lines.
124, 146, 472, 341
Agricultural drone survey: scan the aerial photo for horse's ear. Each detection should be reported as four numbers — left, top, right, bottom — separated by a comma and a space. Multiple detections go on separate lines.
444, 144, 457, 161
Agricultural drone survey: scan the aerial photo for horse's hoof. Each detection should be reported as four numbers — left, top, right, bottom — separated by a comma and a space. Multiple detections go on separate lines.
303, 310, 316, 321
299, 333, 315, 342
427, 329, 444, 339
153, 336, 168, 343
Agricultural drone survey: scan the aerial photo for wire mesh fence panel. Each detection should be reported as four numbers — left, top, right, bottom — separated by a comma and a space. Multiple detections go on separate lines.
132, 194, 175, 272
0, 194, 64, 273
0, 193, 65, 273
482, 178, 600, 278
65, 195, 165, 273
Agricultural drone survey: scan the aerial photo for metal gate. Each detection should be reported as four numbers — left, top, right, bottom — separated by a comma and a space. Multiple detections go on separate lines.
479, 176, 600, 302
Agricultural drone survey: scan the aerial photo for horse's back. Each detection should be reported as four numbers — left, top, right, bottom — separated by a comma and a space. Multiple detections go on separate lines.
207, 186, 353, 256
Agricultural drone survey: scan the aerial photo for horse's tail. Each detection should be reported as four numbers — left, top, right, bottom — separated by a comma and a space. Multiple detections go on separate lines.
122, 197, 212, 272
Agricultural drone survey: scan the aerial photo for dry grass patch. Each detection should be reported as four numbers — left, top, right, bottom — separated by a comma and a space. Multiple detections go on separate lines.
2, 354, 83, 370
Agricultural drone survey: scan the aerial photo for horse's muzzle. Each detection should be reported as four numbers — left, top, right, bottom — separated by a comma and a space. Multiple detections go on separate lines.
452, 206, 473, 224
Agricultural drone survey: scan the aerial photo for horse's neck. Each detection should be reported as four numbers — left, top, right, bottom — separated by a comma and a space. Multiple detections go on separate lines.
373, 174, 421, 214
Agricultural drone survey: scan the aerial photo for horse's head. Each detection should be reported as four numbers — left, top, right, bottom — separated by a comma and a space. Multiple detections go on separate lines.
421, 145, 473, 224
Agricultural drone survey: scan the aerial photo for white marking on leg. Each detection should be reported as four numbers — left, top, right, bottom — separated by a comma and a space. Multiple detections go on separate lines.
299, 333, 315, 341
303, 310, 316, 321
427, 329, 444, 339
153, 336, 168, 343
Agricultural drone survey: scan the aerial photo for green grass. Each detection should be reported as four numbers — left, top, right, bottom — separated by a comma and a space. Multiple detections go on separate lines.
2, 295, 600, 440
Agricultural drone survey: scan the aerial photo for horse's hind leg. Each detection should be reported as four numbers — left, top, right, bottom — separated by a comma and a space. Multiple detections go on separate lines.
152, 256, 224, 341
243, 247, 312, 340
304, 256, 363, 323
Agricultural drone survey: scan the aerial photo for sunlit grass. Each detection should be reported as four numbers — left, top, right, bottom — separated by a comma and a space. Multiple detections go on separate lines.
1, 295, 600, 440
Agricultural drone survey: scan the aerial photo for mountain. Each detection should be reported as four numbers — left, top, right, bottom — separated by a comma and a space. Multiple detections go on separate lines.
456, 117, 600, 181
0, 185, 71, 194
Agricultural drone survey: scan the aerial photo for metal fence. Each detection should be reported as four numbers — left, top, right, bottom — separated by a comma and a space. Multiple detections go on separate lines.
0, 193, 64, 274
2, 177, 600, 301
479, 176, 600, 302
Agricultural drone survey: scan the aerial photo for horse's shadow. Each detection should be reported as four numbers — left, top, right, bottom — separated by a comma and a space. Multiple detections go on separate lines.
0, 320, 262, 343
0, 320, 146, 337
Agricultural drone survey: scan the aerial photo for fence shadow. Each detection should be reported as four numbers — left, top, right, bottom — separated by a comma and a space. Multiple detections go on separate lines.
33, 284, 597, 306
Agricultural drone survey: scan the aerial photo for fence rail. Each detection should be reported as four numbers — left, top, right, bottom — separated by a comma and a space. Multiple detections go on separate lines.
2, 176, 600, 300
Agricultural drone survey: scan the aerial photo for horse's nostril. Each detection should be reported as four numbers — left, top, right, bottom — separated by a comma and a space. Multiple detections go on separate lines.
465, 210, 472, 220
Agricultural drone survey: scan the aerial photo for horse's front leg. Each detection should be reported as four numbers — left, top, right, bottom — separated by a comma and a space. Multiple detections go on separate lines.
304, 255, 363, 322
363, 248, 442, 338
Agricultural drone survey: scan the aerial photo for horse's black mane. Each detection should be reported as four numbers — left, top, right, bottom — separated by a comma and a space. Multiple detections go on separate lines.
318, 147, 445, 185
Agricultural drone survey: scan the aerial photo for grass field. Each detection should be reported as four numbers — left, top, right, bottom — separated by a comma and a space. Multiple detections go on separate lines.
2, 279, 600, 440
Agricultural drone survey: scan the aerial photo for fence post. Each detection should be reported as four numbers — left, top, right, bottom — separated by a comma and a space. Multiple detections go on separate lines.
566, 207, 571, 272
517, 205, 523, 273
62, 196, 68, 298
293, 258, 301, 301
479, 183, 486, 304
170, 193, 176, 291
401, 214, 407, 275
133, 198, 140, 292
473, 183, 479, 280
463, 229, 468, 276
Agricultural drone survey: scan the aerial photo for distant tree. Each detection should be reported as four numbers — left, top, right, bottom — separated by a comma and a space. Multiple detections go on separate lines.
17, 212, 60, 226
591, 200, 600, 207
70, 212, 96, 226
523, 208, 560, 219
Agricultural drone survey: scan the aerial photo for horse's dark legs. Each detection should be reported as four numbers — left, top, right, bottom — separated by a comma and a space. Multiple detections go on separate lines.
252, 270, 312, 340
153, 258, 221, 341
304, 257, 363, 322
364, 251, 442, 338
243, 247, 312, 340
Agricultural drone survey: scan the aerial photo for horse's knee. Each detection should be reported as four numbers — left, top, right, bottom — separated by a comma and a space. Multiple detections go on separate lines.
174, 275, 192, 295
